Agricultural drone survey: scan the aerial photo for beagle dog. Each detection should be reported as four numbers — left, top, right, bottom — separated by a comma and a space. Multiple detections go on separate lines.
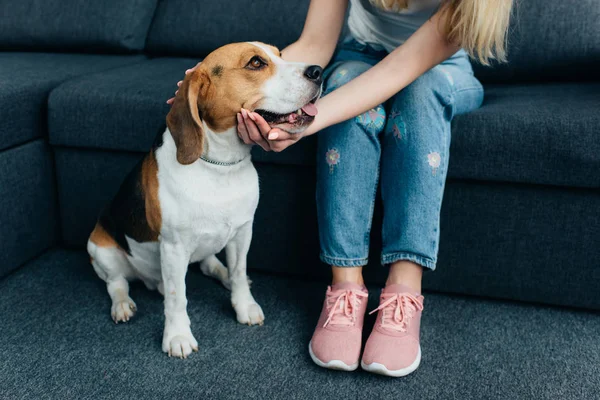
87, 42, 322, 358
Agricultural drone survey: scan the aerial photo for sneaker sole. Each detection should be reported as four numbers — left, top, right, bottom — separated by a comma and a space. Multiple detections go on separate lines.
308, 341, 359, 372
361, 346, 421, 377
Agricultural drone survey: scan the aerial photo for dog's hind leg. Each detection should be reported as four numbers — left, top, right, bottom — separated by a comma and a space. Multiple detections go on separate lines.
88, 227, 138, 323
200, 255, 252, 291
200, 255, 230, 289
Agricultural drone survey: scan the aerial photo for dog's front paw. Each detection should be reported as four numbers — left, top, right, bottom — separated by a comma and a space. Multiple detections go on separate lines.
234, 301, 265, 326
162, 331, 198, 359
111, 298, 137, 323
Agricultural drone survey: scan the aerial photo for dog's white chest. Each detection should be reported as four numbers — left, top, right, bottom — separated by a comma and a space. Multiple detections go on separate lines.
156, 142, 259, 262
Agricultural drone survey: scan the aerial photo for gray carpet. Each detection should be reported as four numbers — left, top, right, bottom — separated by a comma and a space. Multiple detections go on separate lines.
1, 250, 598, 399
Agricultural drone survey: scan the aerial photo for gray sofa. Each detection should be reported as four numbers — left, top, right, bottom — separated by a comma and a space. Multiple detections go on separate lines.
1, 0, 599, 398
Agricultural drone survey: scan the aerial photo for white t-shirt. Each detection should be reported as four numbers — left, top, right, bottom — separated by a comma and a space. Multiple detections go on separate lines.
348, 0, 441, 52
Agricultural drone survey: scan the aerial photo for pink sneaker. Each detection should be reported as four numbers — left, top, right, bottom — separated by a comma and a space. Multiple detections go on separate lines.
361, 284, 424, 377
308, 282, 369, 371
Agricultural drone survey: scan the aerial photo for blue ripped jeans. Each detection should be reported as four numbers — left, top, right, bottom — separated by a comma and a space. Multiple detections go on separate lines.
317, 38, 484, 270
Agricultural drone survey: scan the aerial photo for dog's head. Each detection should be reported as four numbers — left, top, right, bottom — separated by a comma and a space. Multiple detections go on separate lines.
166, 42, 322, 164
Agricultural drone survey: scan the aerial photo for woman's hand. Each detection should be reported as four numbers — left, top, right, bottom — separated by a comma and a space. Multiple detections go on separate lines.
166, 62, 202, 104
237, 109, 306, 152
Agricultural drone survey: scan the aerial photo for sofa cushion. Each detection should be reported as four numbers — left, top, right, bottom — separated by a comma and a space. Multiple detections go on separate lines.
1, 249, 599, 399
0, 52, 145, 151
474, 0, 600, 82
0, 140, 57, 277
49, 58, 195, 153
49, 60, 600, 188
48, 57, 317, 166
0, 0, 158, 52
449, 83, 600, 189
146, 0, 310, 57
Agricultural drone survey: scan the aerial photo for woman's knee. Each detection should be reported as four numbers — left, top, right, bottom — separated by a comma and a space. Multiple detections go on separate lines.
383, 69, 455, 150
392, 67, 452, 109
325, 61, 372, 92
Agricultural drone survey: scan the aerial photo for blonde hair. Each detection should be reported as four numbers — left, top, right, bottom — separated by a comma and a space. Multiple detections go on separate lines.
370, 0, 513, 65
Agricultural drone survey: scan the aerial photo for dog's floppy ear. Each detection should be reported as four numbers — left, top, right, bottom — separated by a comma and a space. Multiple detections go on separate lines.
166, 69, 211, 165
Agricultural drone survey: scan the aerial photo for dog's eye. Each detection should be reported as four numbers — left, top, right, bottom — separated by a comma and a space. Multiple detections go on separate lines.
246, 56, 266, 70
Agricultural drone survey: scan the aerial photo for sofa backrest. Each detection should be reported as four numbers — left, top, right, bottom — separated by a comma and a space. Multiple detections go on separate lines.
0, 0, 158, 53
146, 0, 310, 56
474, 0, 600, 82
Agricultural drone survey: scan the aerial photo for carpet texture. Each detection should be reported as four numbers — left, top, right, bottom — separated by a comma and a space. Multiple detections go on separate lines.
1, 250, 598, 399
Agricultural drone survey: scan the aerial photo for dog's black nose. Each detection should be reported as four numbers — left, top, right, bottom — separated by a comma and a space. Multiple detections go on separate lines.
304, 65, 323, 84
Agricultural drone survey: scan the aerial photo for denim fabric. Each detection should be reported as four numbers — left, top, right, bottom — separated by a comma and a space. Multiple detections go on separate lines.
317, 38, 483, 269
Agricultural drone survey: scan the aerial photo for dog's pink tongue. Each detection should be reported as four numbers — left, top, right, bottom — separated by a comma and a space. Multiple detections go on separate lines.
301, 103, 318, 117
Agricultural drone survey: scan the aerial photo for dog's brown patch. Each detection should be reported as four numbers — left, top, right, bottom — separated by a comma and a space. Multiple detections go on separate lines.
190, 42, 279, 132
90, 223, 119, 248
211, 65, 223, 77
141, 151, 161, 239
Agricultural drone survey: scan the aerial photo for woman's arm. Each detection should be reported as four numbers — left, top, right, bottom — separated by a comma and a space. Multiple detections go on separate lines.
280, 0, 348, 66
302, 10, 459, 135
243, 9, 461, 151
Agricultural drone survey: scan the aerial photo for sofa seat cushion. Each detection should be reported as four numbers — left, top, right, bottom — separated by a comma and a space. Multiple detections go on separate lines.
450, 83, 600, 188
50, 63, 600, 188
1, 249, 599, 399
48, 57, 317, 166
0, 0, 158, 52
49, 57, 198, 152
0, 52, 145, 151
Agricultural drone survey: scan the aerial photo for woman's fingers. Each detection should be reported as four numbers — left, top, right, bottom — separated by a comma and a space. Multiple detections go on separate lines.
247, 112, 272, 139
237, 113, 253, 145
267, 129, 294, 141
186, 61, 202, 75
166, 89, 180, 104
242, 109, 270, 151
167, 64, 200, 105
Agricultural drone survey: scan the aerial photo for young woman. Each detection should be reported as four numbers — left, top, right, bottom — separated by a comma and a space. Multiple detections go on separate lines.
172, 0, 513, 377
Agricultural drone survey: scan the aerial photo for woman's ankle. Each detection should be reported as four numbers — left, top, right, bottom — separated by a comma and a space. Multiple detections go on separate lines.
386, 260, 423, 292
331, 265, 364, 285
